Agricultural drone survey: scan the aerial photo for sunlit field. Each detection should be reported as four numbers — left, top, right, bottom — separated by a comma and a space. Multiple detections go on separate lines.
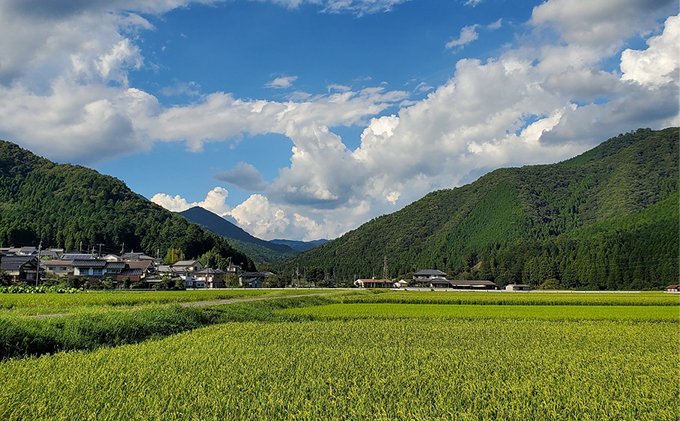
1, 290, 677, 420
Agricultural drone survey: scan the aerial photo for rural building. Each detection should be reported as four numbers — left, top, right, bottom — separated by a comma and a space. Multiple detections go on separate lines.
355, 278, 393, 288
172, 260, 204, 273
666, 285, 679, 293
1, 255, 38, 282
427, 277, 452, 288
448, 280, 498, 290
239, 272, 272, 288
394, 279, 409, 288
413, 269, 447, 282
195, 268, 226, 288
43, 260, 74, 277
506, 284, 531, 291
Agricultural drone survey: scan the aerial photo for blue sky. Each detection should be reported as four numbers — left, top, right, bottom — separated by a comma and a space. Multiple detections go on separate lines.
0, 0, 677, 241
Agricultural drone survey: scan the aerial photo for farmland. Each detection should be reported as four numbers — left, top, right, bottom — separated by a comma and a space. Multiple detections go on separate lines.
0, 290, 677, 420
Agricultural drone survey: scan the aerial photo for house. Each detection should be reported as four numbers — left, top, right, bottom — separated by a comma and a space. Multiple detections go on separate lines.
122, 252, 156, 261
125, 260, 156, 278
413, 269, 447, 283
72, 260, 126, 278
172, 260, 204, 273
116, 268, 144, 284
43, 260, 74, 277
355, 278, 393, 288
393, 279, 409, 288
666, 285, 679, 293
195, 268, 225, 288
426, 277, 452, 288
506, 284, 531, 291
449, 280, 498, 290
1, 256, 39, 282
17, 247, 37, 256
239, 272, 271, 288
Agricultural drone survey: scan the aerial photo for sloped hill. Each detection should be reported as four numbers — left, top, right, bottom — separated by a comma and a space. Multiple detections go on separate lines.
179, 206, 297, 265
0, 141, 255, 271
279, 128, 678, 290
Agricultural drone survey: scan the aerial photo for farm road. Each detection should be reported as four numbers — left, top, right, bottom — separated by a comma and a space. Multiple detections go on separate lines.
25, 292, 330, 319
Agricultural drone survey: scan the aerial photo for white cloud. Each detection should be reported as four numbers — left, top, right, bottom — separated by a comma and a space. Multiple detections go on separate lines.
621, 15, 679, 88
446, 25, 480, 49
266, 76, 298, 89
151, 187, 231, 215
0, 0, 678, 242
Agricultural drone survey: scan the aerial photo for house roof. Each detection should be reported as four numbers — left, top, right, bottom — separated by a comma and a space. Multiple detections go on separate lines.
1, 256, 37, 271
126, 260, 154, 271
118, 269, 144, 277
18, 247, 37, 255
72, 259, 107, 268
62, 253, 96, 260
173, 260, 200, 267
105, 262, 127, 269
240, 272, 269, 278
357, 278, 392, 283
449, 280, 497, 286
414, 269, 446, 276
43, 260, 72, 267
667, 285, 679, 289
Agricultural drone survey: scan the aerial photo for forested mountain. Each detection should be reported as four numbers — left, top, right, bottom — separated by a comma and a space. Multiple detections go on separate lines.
0, 141, 255, 271
270, 239, 328, 252
179, 206, 298, 265
278, 128, 678, 290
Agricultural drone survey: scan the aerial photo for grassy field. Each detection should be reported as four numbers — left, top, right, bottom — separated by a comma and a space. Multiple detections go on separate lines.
0, 290, 677, 419
0, 288, 325, 316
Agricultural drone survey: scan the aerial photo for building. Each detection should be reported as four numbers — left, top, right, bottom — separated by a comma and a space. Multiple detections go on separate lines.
43, 260, 74, 277
355, 278, 393, 288
506, 284, 531, 291
172, 260, 204, 273
1, 256, 39, 282
666, 285, 679, 293
72, 260, 126, 278
239, 272, 271, 288
194, 268, 226, 288
413, 269, 447, 282
448, 280, 498, 290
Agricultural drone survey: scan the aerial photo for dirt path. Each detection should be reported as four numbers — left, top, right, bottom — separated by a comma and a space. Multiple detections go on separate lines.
24, 292, 329, 319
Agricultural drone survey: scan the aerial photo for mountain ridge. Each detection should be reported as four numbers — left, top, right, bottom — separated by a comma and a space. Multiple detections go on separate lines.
277, 127, 678, 290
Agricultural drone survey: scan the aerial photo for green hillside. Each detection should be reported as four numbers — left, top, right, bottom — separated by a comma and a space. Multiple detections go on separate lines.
279, 128, 678, 290
178, 206, 298, 266
0, 141, 255, 271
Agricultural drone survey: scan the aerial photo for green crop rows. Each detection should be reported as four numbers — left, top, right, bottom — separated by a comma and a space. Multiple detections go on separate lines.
0, 290, 678, 420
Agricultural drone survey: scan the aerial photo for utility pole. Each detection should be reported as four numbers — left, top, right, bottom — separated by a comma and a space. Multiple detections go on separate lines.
79, 241, 82, 253
383, 256, 389, 280
35, 240, 42, 287
97, 243, 104, 258
120, 243, 125, 255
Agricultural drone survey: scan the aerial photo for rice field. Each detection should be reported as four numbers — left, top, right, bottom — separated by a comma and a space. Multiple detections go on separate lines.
0, 288, 326, 316
0, 290, 677, 420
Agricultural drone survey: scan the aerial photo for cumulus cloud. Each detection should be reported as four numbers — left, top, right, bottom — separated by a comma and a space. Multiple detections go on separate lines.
266, 76, 298, 89
621, 15, 679, 88
151, 187, 231, 215
1, 0, 678, 242
214, 162, 268, 191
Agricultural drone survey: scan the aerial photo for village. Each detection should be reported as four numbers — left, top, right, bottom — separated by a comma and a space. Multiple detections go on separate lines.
0, 245, 540, 291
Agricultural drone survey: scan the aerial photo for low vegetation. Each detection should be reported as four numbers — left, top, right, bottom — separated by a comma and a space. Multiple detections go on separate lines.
0, 289, 677, 419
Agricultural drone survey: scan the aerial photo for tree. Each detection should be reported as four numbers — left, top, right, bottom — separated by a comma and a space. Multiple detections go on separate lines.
164, 248, 185, 265
306, 267, 325, 287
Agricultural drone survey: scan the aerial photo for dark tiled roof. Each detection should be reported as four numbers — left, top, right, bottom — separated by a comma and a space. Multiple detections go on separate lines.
105, 262, 127, 269
119, 269, 144, 277
72, 259, 107, 268
62, 253, 95, 260
1, 256, 37, 271
414, 269, 446, 276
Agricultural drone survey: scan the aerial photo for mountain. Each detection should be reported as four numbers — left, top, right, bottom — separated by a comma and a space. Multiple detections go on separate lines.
278, 128, 678, 290
0, 141, 255, 271
178, 206, 297, 265
271, 239, 328, 252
